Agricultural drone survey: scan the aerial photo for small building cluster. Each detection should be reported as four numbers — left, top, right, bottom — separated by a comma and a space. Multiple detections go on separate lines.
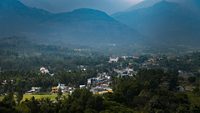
87, 73, 113, 94
51, 83, 75, 94
114, 68, 136, 77
109, 57, 119, 63
24, 72, 112, 95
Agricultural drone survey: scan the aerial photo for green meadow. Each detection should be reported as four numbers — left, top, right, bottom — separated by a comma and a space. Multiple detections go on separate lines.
187, 92, 200, 106
0, 96, 4, 101
0, 93, 68, 101
22, 94, 58, 101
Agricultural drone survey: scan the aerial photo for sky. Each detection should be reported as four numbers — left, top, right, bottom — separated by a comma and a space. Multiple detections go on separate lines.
19, 0, 143, 14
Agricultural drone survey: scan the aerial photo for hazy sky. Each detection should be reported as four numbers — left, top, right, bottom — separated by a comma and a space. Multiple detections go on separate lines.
19, 0, 143, 14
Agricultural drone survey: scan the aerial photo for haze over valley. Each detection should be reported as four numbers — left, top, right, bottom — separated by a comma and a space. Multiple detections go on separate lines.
1, 0, 200, 54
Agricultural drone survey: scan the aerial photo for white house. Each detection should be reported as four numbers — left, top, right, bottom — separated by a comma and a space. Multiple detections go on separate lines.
40, 67, 49, 74
109, 57, 119, 63
27, 87, 41, 93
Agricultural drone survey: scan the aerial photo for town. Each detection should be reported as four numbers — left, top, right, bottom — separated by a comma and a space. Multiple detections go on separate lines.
1, 53, 199, 99
1, 52, 200, 113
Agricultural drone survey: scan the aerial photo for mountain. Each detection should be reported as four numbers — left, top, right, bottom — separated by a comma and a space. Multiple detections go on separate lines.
40, 8, 141, 46
128, 0, 200, 11
0, 0, 51, 36
0, 0, 141, 49
127, 0, 161, 11
113, 0, 200, 48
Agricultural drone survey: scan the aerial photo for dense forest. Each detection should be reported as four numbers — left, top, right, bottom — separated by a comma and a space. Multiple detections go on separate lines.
0, 36, 108, 72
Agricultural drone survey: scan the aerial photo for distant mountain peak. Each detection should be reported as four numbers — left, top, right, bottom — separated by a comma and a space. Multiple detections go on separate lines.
70, 8, 111, 18
0, 0, 140, 48
113, 0, 200, 48
151, 0, 179, 10
127, 0, 161, 11
0, 0, 26, 9
72, 8, 106, 14
0, 0, 24, 6
0, 0, 20, 3
129, 0, 200, 11
58, 8, 116, 21
154, 0, 177, 6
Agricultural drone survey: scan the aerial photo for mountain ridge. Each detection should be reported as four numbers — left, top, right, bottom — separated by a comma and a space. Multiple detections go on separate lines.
113, 0, 200, 48
0, 0, 141, 48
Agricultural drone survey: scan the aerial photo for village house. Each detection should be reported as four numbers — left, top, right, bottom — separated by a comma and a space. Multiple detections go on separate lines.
40, 67, 54, 76
40, 67, 49, 74
109, 57, 119, 63
27, 87, 41, 94
85, 72, 112, 95
178, 70, 195, 79
77, 65, 87, 71
51, 83, 73, 93
51, 87, 58, 93
79, 85, 86, 89
114, 68, 136, 77
87, 73, 111, 87
1, 80, 14, 85
90, 86, 113, 95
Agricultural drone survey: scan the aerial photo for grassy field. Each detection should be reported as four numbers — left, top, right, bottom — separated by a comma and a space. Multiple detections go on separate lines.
187, 92, 200, 106
0, 93, 68, 101
22, 94, 58, 101
0, 96, 4, 101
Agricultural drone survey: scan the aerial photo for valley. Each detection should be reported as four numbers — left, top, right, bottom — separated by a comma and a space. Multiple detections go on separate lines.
1, 0, 200, 113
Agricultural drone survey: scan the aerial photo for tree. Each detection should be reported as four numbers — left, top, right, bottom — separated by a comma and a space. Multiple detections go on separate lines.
15, 103, 30, 113
59, 88, 94, 113
112, 77, 142, 106
190, 105, 200, 113
16, 91, 24, 105
193, 86, 200, 96
86, 95, 104, 112
188, 77, 196, 84
40, 98, 56, 113
56, 88, 63, 101
15, 79, 25, 104
167, 72, 179, 91
102, 101, 135, 113
22, 97, 40, 113
2, 92, 15, 106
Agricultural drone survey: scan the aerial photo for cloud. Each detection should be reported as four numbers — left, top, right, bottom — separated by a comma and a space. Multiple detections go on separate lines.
19, 0, 143, 14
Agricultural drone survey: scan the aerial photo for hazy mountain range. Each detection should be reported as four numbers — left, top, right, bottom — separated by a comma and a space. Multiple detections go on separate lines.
113, 0, 200, 48
0, 0, 141, 48
1, 0, 200, 53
